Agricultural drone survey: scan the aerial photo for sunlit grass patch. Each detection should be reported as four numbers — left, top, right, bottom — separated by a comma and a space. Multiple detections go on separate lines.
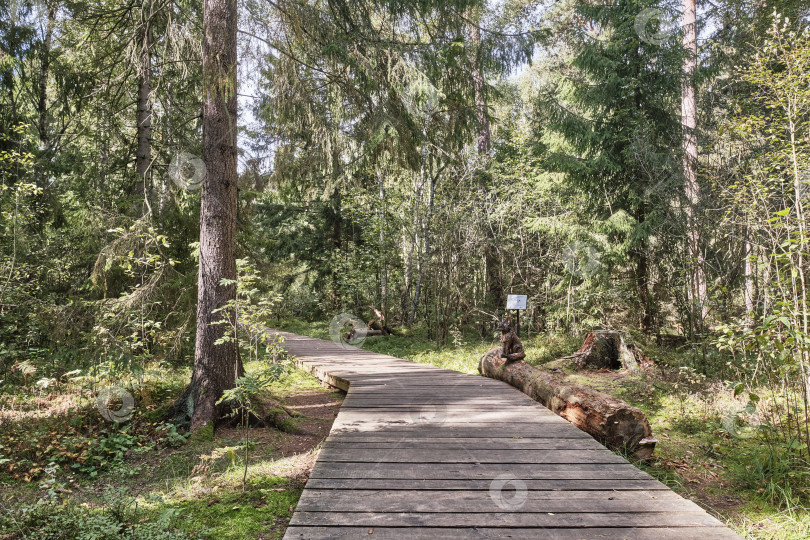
733, 505, 810, 539
167, 478, 301, 540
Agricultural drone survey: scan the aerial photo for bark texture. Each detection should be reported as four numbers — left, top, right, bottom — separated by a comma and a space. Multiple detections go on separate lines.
470, 20, 490, 155
135, 8, 153, 193
35, 4, 55, 192
682, 0, 708, 329
188, 0, 240, 432
479, 349, 656, 458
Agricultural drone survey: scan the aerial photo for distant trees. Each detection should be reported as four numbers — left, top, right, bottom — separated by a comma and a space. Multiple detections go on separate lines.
250, 0, 536, 333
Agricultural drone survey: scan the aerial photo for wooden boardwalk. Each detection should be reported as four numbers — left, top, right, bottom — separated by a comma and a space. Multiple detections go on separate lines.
275, 330, 741, 539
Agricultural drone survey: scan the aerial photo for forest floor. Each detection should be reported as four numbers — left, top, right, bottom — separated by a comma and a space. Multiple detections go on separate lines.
0, 364, 343, 539
277, 318, 810, 540
2, 321, 808, 539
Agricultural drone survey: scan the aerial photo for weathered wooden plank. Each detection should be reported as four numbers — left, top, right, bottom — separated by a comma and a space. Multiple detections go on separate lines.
308, 462, 651, 480
326, 427, 595, 439
302, 478, 670, 490
338, 403, 555, 411
322, 438, 603, 450
325, 433, 594, 443
295, 489, 703, 513
333, 410, 570, 423
284, 527, 741, 539
330, 421, 583, 433
329, 427, 602, 438
316, 448, 623, 464
288, 511, 726, 528
340, 396, 542, 403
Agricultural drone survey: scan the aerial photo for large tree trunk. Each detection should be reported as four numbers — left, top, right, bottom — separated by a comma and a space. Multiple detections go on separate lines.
188, 0, 240, 432
376, 172, 388, 318
330, 185, 341, 310
36, 4, 54, 178
135, 2, 153, 209
479, 349, 656, 458
469, 14, 502, 312
408, 105, 433, 326
470, 20, 490, 155
682, 0, 707, 333
635, 206, 653, 333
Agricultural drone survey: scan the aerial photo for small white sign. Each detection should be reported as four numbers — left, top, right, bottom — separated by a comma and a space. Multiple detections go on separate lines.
506, 294, 527, 310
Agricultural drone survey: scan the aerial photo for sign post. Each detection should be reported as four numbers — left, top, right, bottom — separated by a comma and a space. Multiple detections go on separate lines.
505, 294, 527, 337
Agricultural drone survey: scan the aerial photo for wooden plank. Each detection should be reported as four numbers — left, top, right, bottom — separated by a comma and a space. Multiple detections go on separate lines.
284, 527, 742, 539
325, 433, 595, 443
333, 411, 569, 423
308, 462, 651, 480
322, 439, 604, 450
325, 427, 595, 439
338, 403, 554, 411
329, 428, 600, 438
338, 396, 548, 404
330, 421, 582, 433
333, 413, 563, 423
288, 511, 726, 528
302, 478, 671, 491
295, 489, 704, 513
315, 448, 623, 464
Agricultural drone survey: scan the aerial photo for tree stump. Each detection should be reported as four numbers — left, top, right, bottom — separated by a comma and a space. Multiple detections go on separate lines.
573, 330, 649, 371
479, 348, 656, 459
249, 391, 302, 433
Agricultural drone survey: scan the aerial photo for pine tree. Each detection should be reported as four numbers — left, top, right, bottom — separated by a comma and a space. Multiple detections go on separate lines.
534, 0, 683, 332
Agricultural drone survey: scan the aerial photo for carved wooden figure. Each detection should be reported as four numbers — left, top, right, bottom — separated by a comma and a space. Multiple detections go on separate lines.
497, 319, 525, 362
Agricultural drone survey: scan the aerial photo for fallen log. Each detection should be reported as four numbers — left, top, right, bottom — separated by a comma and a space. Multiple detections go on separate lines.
478, 348, 656, 459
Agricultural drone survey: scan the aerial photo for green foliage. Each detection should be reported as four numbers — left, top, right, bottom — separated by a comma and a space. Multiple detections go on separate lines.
1, 490, 193, 539
216, 360, 294, 489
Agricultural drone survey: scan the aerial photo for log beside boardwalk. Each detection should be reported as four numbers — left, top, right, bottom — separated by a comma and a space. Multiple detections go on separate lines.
478, 348, 656, 458
268, 330, 740, 539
